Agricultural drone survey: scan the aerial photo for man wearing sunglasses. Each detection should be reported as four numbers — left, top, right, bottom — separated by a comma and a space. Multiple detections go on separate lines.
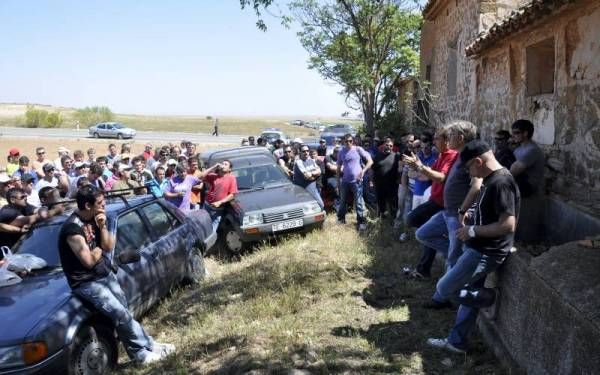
336, 134, 373, 231
293, 146, 324, 208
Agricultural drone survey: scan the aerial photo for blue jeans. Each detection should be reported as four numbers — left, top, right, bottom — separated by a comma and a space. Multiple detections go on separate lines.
303, 182, 324, 209
73, 273, 154, 361
435, 246, 505, 349
204, 205, 225, 232
326, 177, 339, 210
337, 180, 366, 224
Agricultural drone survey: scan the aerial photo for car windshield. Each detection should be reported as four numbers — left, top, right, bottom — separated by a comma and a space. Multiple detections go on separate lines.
11, 224, 63, 267
233, 163, 290, 190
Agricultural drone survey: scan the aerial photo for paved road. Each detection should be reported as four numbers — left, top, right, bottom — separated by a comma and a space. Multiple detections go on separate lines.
0, 126, 243, 144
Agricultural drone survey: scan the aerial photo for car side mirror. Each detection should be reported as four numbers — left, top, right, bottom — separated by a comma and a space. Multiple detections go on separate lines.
117, 250, 141, 265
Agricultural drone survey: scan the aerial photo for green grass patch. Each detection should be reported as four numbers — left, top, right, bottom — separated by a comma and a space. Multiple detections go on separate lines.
119, 216, 504, 374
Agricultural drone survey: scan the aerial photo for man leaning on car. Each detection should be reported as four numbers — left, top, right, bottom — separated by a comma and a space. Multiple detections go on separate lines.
58, 186, 174, 365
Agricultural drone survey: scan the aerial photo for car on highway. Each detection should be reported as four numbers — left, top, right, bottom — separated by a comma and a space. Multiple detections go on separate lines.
259, 128, 289, 145
0, 193, 215, 374
320, 123, 357, 137
89, 122, 136, 139
201, 147, 325, 254
291, 120, 305, 126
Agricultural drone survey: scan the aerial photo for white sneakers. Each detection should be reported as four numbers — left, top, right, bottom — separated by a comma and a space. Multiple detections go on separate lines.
138, 342, 176, 365
426, 338, 466, 354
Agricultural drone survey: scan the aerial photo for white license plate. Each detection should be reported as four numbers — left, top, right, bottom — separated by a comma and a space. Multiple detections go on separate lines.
272, 219, 304, 232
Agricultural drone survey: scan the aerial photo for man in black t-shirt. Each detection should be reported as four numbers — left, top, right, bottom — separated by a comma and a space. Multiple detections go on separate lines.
58, 186, 174, 365
426, 140, 520, 354
372, 139, 401, 218
0, 188, 45, 251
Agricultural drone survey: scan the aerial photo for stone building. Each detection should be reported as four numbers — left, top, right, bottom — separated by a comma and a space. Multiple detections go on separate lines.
420, 0, 600, 213
419, 0, 600, 373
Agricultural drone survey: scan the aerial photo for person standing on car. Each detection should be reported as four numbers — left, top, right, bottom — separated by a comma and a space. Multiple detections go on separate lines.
58, 186, 174, 365
293, 146, 324, 208
199, 160, 238, 231
336, 133, 373, 231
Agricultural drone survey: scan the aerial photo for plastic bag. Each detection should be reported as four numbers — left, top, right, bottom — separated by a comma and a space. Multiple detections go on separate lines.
1, 246, 47, 273
0, 248, 22, 287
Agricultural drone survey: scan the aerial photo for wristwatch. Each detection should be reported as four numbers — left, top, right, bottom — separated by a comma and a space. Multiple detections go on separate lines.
468, 226, 476, 238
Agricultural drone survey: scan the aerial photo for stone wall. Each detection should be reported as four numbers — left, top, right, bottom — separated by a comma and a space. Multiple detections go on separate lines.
473, 0, 600, 214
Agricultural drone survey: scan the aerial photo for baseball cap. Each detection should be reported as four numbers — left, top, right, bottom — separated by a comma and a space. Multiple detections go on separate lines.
293, 138, 303, 144
319, 139, 326, 143
167, 159, 178, 166
42, 162, 56, 172
8, 148, 20, 157
0, 172, 10, 183
74, 161, 85, 169
57, 146, 70, 153
460, 140, 491, 164
119, 164, 133, 172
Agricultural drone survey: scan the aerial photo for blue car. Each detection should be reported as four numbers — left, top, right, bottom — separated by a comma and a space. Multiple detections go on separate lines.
0, 195, 216, 374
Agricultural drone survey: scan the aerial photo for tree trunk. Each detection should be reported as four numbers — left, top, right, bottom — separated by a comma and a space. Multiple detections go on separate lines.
362, 92, 376, 135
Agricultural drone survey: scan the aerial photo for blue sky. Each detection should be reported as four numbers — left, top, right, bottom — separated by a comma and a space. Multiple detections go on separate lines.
0, 0, 350, 117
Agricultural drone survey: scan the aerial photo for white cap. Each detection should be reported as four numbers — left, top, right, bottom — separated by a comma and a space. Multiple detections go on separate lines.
293, 138, 303, 144
119, 164, 133, 172
0, 172, 10, 183
167, 159, 178, 166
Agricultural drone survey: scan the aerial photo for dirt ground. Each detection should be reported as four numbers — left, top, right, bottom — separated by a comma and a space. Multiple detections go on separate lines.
0, 137, 234, 167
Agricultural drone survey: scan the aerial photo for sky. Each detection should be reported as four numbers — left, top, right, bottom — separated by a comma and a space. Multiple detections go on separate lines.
0, 0, 352, 117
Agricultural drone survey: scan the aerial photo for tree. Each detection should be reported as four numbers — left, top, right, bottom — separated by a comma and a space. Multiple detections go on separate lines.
289, 0, 421, 134
24, 105, 48, 128
44, 112, 63, 128
73, 106, 115, 127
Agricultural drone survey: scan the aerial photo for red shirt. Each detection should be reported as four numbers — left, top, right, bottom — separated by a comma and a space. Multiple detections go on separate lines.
429, 149, 458, 207
204, 173, 238, 204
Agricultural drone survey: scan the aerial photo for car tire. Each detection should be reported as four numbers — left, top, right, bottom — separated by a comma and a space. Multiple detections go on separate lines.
93, 132, 99, 138
117, 133, 123, 140
183, 247, 206, 284
221, 223, 245, 255
67, 325, 117, 375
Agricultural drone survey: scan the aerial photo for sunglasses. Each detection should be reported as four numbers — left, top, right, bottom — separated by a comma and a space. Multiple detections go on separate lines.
345, 139, 353, 143
37, 151, 46, 155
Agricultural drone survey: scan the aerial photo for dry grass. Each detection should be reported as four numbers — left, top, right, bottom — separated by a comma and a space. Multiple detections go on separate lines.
119, 215, 504, 374
0, 103, 361, 137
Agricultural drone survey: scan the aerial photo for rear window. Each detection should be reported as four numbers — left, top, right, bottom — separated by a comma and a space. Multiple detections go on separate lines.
12, 225, 62, 267
115, 211, 151, 254
141, 203, 180, 238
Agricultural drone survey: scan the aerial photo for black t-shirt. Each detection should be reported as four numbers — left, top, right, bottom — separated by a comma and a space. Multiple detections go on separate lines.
317, 145, 327, 157
0, 204, 35, 249
58, 213, 111, 289
443, 159, 472, 210
372, 151, 401, 182
314, 158, 325, 190
324, 155, 338, 179
467, 168, 521, 257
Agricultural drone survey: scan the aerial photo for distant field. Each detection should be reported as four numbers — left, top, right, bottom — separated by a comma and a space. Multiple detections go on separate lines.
0, 103, 362, 138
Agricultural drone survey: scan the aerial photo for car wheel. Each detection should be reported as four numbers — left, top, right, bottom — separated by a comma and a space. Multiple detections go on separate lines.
93, 132, 99, 138
68, 325, 117, 375
222, 224, 244, 255
117, 133, 123, 140
183, 247, 206, 284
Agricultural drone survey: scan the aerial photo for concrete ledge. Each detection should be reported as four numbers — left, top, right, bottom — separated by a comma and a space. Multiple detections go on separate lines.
478, 244, 600, 374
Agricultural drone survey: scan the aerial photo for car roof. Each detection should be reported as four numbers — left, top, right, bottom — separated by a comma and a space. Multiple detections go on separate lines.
201, 147, 275, 167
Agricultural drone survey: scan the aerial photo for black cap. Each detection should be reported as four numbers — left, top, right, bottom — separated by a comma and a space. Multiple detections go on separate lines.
460, 140, 491, 164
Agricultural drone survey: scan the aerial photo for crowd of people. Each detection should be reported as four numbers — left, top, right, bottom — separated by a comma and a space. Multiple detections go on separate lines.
0, 117, 544, 359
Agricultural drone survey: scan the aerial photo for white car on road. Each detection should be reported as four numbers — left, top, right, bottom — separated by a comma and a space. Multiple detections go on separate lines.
89, 122, 136, 139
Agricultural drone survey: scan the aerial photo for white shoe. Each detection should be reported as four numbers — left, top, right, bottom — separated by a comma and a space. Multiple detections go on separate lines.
138, 351, 163, 365
426, 338, 466, 354
399, 232, 408, 242
358, 223, 367, 231
153, 342, 175, 356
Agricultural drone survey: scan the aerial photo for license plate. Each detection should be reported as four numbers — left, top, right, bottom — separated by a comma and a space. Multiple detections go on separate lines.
272, 219, 303, 232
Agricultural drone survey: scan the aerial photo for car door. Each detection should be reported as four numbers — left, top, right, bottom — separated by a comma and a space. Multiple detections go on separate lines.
139, 202, 186, 288
105, 124, 114, 138
114, 210, 164, 314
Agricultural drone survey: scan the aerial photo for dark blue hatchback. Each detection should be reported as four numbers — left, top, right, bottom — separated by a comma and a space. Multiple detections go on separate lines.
0, 195, 215, 374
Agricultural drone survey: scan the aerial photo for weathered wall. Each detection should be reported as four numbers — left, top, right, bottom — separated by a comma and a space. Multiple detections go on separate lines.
421, 0, 523, 128
473, 0, 600, 214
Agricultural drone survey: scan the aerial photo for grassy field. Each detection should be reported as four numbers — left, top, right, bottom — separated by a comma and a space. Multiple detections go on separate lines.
0, 103, 362, 137
118, 215, 503, 374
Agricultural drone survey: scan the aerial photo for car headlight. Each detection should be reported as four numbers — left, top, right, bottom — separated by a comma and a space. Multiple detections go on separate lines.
243, 213, 263, 226
0, 342, 48, 369
0, 345, 24, 368
302, 202, 321, 215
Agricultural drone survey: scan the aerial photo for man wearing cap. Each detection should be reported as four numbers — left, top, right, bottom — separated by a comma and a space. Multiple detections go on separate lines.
22, 173, 41, 208
0, 172, 12, 208
6, 148, 20, 175
67, 162, 90, 197
427, 140, 520, 354
35, 163, 60, 190
110, 163, 144, 196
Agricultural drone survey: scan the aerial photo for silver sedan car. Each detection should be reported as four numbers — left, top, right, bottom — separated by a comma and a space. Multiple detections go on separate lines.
89, 122, 136, 139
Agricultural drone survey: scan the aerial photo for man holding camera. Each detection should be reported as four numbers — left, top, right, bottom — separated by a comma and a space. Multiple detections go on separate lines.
58, 186, 174, 365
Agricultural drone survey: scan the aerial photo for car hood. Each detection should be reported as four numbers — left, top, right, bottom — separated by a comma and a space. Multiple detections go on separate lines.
235, 183, 316, 212
0, 271, 71, 344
